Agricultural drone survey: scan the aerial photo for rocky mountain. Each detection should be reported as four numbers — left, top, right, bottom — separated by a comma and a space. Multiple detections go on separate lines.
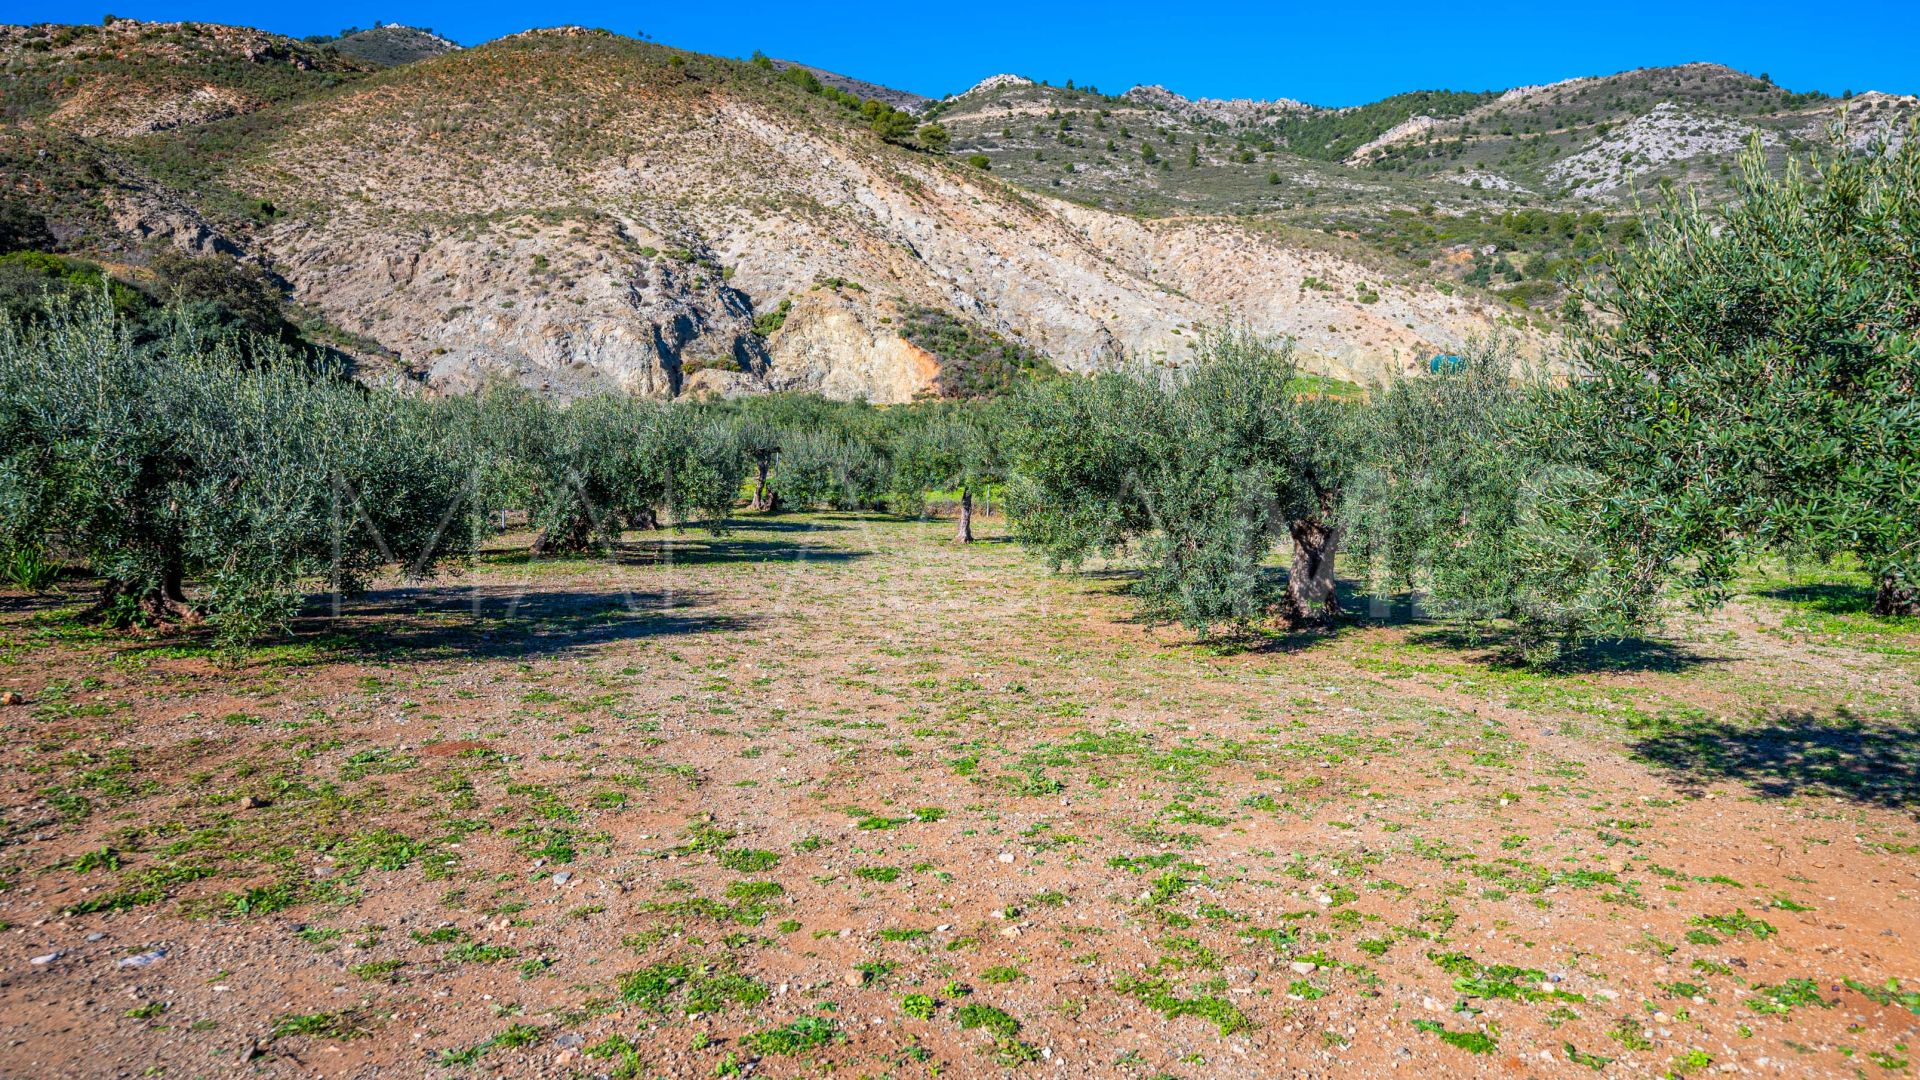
323, 24, 461, 68
769, 59, 929, 114
2, 20, 1907, 403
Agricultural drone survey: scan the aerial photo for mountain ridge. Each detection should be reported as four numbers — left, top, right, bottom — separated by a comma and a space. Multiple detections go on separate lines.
4, 19, 1909, 403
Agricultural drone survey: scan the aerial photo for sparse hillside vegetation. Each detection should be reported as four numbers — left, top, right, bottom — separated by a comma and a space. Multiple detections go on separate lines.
897, 306, 1055, 399
308, 23, 459, 67
0, 18, 1910, 395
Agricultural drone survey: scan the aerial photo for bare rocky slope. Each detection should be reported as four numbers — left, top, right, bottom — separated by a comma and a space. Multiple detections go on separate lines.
3, 24, 1540, 400
8, 22, 1906, 403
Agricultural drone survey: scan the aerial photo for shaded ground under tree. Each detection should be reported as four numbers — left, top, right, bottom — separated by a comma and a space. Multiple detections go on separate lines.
1629, 709, 1920, 810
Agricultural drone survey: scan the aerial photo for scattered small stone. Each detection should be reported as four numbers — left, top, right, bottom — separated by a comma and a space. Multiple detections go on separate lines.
551, 871, 572, 886
29, 952, 60, 966
118, 948, 167, 969
1289, 961, 1318, 975
240, 795, 269, 809
0, 692, 23, 706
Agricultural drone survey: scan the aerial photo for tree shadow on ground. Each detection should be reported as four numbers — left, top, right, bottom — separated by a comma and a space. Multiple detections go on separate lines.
1059, 570, 1719, 674
475, 536, 871, 569
613, 536, 871, 567
1757, 581, 1876, 615
1401, 624, 1717, 675
291, 586, 757, 661
1212, 623, 1342, 656
0, 589, 78, 616
1345, 583, 1717, 674
1629, 709, 1920, 811
728, 517, 851, 533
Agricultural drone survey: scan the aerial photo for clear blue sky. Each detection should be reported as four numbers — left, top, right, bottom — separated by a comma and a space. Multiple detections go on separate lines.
12, 0, 1918, 107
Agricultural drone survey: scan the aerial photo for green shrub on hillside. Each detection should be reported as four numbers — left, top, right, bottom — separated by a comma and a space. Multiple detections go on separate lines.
898, 306, 1054, 400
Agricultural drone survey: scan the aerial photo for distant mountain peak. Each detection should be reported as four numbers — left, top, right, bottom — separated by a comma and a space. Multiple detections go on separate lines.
960, 74, 1034, 96
328, 23, 459, 67
770, 60, 930, 113
1123, 84, 1317, 122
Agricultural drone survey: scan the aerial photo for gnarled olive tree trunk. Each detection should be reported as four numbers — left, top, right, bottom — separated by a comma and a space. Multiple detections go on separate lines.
1282, 517, 1340, 625
750, 456, 774, 511
86, 553, 196, 627
530, 516, 594, 556
956, 488, 974, 543
1877, 568, 1920, 617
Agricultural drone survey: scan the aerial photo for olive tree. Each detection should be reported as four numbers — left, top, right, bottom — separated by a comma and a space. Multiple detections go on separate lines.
777, 430, 890, 511
0, 294, 475, 643
1570, 137, 1920, 616
725, 394, 886, 514
492, 394, 747, 555
1009, 328, 1357, 630
892, 405, 1006, 542
1342, 342, 1671, 664
503, 394, 660, 554
643, 405, 749, 529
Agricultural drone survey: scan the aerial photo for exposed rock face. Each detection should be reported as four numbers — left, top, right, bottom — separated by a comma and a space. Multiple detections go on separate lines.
1818, 92, 1918, 151
213, 36, 1543, 400
8, 26, 1558, 400
0, 20, 365, 136
47, 82, 253, 137
106, 188, 241, 258
763, 293, 942, 402
1347, 115, 1441, 162
1123, 84, 1317, 124
270, 214, 768, 400
959, 74, 1035, 96
1548, 102, 1778, 195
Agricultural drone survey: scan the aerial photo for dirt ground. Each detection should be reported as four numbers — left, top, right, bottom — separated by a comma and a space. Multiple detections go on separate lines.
1, 512, 1916, 1079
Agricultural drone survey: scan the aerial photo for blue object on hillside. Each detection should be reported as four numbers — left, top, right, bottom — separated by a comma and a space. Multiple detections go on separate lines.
1429, 354, 1466, 374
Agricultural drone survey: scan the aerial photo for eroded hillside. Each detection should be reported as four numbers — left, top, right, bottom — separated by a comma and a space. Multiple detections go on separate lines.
3, 23, 1548, 400
10, 23, 1908, 402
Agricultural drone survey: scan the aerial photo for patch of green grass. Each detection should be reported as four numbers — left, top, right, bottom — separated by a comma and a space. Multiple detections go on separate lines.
1429, 952, 1582, 1003
744, 1016, 841, 1055
1746, 979, 1833, 1015
717, 848, 779, 872
1113, 977, 1252, 1035
955, 1003, 1022, 1038
1411, 1018, 1498, 1053
618, 960, 768, 1015
446, 942, 517, 963
349, 959, 406, 981
1845, 977, 1920, 1016
438, 1023, 540, 1066
1690, 910, 1776, 940
271, 1011, 370, 1040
